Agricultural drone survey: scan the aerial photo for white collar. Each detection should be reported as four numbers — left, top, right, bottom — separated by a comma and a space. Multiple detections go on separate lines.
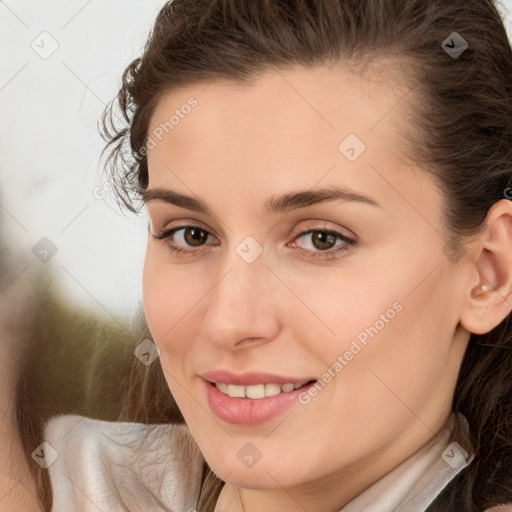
340, 412, 474, 512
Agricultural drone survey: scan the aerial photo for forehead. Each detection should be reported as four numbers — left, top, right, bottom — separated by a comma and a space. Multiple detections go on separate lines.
145, 61, 431, 215
147, 60, 415, 157
147, 58, 416, 127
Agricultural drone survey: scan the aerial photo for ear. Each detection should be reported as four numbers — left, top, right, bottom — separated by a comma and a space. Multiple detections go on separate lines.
459, 199, 512, 335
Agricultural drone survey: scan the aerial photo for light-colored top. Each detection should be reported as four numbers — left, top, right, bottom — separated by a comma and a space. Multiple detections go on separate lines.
43, 412, 475, 511
341, 413, 474, 511
44, 416, 204, 511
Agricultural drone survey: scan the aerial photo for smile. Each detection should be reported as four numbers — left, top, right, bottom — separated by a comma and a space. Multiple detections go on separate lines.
214, 381, 313, 399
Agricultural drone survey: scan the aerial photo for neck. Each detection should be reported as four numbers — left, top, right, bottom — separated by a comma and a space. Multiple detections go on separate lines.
213, 411, 453, 512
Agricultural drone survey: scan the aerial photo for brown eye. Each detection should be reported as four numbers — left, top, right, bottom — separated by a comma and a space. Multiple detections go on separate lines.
289, 227, 357, 260
183, 227, 209, 246
310, 231, 338, 251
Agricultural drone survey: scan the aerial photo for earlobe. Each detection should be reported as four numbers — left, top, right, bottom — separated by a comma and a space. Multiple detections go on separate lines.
459, 199, 512, 335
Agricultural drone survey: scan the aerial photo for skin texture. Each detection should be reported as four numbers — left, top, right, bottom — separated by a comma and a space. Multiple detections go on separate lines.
142, 63, 512, 512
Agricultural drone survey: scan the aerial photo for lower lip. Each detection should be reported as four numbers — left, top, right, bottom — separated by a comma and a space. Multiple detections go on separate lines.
203, 379, 316, 425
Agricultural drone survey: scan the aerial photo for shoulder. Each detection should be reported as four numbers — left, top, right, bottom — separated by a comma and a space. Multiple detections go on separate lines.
484, 506, 512, 512
43, 414, 205, 512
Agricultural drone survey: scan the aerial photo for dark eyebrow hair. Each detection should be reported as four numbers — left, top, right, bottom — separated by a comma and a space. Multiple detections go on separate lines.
141, 186, 380, 214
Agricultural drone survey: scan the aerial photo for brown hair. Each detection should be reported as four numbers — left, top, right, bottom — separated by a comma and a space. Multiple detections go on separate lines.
98, 0, 512, 510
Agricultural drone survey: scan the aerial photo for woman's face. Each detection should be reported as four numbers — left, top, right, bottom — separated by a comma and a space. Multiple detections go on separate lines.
143, 63, 471, 507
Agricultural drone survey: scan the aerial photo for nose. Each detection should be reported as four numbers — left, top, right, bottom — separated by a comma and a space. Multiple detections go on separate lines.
201, 251, 281, 351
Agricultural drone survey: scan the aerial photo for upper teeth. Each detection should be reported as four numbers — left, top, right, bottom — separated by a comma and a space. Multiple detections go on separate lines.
215, 381, 307, 399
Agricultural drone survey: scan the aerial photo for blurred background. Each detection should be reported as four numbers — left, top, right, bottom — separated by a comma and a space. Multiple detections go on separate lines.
1, 0, 166, 323
0, 2, 168, 463
0, 5, 167, 508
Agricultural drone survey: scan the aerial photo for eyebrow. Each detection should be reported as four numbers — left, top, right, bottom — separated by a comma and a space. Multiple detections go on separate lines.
141, 186, 381, 214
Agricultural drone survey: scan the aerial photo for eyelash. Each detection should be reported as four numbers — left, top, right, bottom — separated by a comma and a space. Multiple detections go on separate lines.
153, 224, 357, 260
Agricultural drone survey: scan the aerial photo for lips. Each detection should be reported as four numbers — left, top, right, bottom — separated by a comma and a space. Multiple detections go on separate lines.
201, 370, 318, 425
201, 369, 317, 386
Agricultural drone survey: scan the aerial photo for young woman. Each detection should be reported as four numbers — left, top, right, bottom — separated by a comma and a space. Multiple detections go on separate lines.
38, 0, 512, 510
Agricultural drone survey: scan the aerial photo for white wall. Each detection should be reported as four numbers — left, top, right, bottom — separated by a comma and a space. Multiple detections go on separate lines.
0, 0, 164, 324
1, 0, 511, 323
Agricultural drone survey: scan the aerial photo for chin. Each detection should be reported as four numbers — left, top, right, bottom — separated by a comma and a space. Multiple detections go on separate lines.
205, 453, 308, 490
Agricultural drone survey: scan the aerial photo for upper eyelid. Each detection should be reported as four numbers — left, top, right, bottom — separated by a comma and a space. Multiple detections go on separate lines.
156, 224, 356, 245
151, 219, 214, 236
158, 226, 355, 262
153, 217, 356, 236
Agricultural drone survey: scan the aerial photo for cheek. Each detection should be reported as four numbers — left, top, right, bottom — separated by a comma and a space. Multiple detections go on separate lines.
279, 266, 403, 363
298, 258, 456, 402
142, 249, 189, 355
142, 246, 217, 374
331, 270, 456, 422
